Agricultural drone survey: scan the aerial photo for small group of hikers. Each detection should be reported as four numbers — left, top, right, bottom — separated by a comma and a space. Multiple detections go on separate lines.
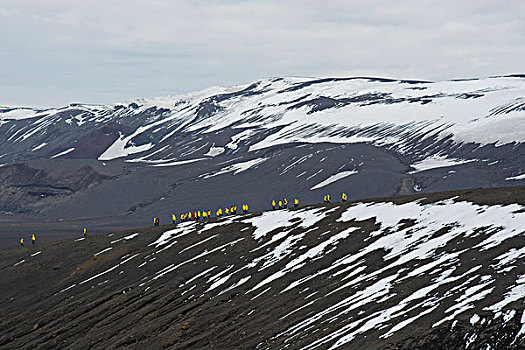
21, 227, 88, 247
20, 234, 36, 246
323, 193, 348, 203
216, 205, 246, 218
155, 204, 250, 226
271, 193, 347, 210
272, 198, 299, 210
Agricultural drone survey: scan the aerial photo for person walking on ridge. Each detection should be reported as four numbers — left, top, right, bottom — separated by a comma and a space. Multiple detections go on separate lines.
294, 198, 299, 207
32, 234, 36, 245
342, 193, 348, 202
84, 228, 87, 236
20, 238, 24, 246
272, 200, 276, 210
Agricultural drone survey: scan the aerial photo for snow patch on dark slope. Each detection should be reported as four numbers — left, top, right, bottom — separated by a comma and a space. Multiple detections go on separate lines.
0, 187, 524, 349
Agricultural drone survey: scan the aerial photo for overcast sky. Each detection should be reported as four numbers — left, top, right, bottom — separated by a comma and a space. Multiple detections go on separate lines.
1, 0, 524, 107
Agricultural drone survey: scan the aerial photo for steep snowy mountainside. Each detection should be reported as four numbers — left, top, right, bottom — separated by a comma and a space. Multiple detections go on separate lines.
1, 75, 524, 164
1, 187, 524, 349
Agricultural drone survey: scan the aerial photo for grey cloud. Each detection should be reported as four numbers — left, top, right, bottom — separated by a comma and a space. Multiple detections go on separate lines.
0, 0, 524, 107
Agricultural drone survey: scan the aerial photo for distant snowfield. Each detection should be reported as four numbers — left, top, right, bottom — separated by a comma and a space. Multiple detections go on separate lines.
409, 154, 476, 173
98, 131, 154, 161
204, 146, 225, 157
506, 173, 525, 181
152, 158, 206, 167
310, 170, 358, 190
0, 107, 38, 120
50, 147, 75, 159
2, 76, 524, 164
32, 142, 47, 151
202, 158, 267, 178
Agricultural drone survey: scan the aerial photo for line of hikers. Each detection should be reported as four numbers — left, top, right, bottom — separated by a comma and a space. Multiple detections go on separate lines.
271, 198, 298, 210
154, 192, 348, 226
19, 193, 350, 245
153, 204, 251, 226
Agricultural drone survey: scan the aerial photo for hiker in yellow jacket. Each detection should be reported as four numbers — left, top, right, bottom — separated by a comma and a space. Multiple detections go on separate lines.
294, 198, 299, 207
20, 238, 24, 246
172, 214, 176, 224
84, 228, 87, 236
272, 200, 276, 210
225, 207, 230, 215
278, 200, 282, 209
216, 208, 222, 217
342, 193, 348, 202
283, 198, 288, 208
32, 234, 36, 245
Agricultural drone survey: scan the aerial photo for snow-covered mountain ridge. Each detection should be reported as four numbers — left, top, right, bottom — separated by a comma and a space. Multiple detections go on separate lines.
1, 75, 524, 164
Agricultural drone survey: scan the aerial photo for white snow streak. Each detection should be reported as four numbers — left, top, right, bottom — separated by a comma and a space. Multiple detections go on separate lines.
310, 170, 358, 190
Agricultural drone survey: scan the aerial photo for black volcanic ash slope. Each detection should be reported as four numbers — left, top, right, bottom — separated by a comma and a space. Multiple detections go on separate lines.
1, 187, 524, 350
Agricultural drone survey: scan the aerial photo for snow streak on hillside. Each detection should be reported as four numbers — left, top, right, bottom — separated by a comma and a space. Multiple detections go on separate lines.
1, 76, 524, 166
4, 195, 524, 349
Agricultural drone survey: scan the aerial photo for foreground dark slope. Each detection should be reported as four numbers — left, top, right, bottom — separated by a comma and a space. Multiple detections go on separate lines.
1, 187, 524, 349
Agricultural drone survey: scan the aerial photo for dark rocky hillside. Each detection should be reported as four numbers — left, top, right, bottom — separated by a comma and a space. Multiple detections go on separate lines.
1, 187, 524, 349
